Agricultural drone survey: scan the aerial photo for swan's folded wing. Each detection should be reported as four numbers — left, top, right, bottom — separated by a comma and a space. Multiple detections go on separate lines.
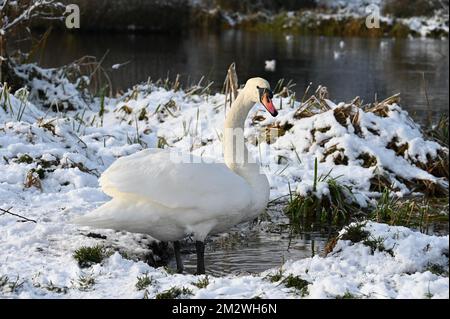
99, 149, 253, 212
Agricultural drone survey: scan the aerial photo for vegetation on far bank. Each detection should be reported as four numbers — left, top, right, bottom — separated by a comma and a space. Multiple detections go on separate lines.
12, 0, 448, 38
193, 7, 448, 38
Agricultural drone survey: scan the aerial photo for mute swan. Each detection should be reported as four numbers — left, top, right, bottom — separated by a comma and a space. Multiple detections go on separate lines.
73, 77, 278, 274
264, 60, 276, 72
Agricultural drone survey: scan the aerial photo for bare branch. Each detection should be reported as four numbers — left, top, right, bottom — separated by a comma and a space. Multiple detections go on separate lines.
0, 207, 37, 223
0, 0, 11, 12
2, 0, 64, 33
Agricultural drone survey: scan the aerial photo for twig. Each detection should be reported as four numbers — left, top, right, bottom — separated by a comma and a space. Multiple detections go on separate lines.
422, 72, 432, 128
268, 194, 290, 205
0, 207, 37, 223
223, 63, 239, 112
88, 49, 110, 80
2, 0, 64, 32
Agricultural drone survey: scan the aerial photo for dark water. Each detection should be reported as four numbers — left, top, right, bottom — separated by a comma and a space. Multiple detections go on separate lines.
39, 30, 449, 123
166, 203, 331, 277
180, 229, 328, 276
176, 218, 448, 276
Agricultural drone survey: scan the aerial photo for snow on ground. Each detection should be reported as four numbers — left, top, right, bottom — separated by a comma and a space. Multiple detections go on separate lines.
1, 219, 448, 299
0, 76, 448, 298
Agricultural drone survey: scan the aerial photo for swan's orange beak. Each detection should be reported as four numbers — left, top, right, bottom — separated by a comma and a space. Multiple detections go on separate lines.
262, 93, 278, 117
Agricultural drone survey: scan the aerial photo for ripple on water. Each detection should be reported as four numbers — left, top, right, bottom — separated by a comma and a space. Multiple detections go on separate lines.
178, 230, 329, 276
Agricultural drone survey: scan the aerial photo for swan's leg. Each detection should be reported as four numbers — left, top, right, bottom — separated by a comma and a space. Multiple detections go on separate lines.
195, 240, 205, 275
173, 241, 183, 274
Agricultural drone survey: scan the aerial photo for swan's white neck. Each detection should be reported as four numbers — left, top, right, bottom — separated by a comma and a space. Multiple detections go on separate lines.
223, 90, 269, 212
223, 91, 256, 172
224, 93, 254, 131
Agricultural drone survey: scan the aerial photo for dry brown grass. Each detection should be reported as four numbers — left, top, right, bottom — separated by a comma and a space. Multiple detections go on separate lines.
285, 87, 448, 196
24, 170, 42, 190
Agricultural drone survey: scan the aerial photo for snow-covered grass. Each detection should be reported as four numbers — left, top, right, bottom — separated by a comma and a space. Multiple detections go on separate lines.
1, 74, 447, 207
0, 72, 448, 299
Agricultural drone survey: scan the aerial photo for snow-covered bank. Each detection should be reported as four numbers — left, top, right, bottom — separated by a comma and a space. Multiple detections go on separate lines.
1, 76, 447, 207
0, 76, 448, 299
194, 0, 449, 37
1, 221, 448, 298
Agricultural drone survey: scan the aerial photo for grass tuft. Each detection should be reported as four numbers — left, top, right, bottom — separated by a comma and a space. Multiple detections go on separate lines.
425, 263, 449, 277
136, 273, 153, 291
73, 245, 107, 268
138, 108, 148, 121
362, 237, 394, 257
424, 291, 434, 299
192, 276, 210, 289
77, 273, 96, 291
340, 222, 369, 243
34, 281, 68, 294
285, 161, 357, 231
163, 266, 176, 275
281, 274, 310, 296
370, 188, 449, 232
339, 222, 394, 256
266, 268, 284, 283
17, 154, 33, 164
155, 286, 193, 299
335, 291, 359, 299
0, 275, 24, 293
427, 115, 449, 147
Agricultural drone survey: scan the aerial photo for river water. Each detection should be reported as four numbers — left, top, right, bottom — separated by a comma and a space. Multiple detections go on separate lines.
40, 30, 449, 124
176, 203, 331, 276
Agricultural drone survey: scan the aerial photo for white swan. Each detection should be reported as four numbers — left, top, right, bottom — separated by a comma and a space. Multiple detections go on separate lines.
264, 60, 276, 72
73, 77, 278, 274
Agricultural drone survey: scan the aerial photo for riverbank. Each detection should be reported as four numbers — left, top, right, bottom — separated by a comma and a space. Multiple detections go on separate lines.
196, 8, 449, 38
45, 0, 449, 38
0, 65, 448, 298
1, 220, 448, 298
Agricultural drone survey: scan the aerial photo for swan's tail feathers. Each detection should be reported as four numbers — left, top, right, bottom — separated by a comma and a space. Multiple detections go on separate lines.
71, 200, 125, 230
71, 199, 156, 234
72, 215, 114, 230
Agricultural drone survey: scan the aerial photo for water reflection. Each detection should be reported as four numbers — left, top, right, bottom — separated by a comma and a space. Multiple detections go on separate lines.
38, 30, 449, 123
179, 229, 328, 277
